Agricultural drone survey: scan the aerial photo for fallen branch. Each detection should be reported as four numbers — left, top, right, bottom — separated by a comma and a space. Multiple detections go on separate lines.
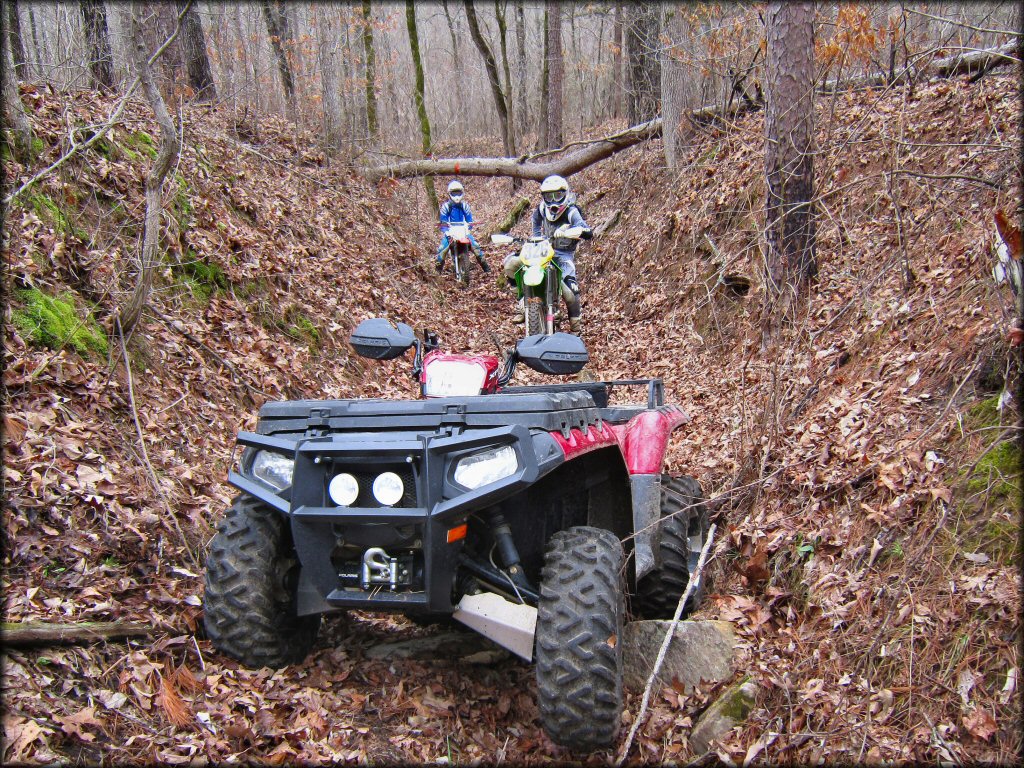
2, 621, 153, 647
618, 523, 718, 764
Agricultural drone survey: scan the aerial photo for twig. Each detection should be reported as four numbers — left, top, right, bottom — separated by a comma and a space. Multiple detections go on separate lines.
117, 318, 200, 571
617, 523, 717, 765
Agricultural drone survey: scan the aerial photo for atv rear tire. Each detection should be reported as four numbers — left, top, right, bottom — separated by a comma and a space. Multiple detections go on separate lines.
535, 526, 624, 751
525, 297, 545, 336
632, 474, 710, 619
204, 496, 321, 667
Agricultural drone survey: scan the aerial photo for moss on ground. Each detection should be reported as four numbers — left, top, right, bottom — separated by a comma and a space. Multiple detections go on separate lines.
276, 304, 321, 351
11, 288, 108, 357
172, 250, 228, 303
27, 193, 87, 240
124, 130, 158, 160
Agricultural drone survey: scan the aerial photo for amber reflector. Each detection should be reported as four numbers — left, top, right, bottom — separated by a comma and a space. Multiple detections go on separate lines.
447, 524, 468, 543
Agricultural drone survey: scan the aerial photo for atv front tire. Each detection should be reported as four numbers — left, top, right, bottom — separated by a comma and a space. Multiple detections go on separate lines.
535, 526, 624, 751
204, 496, 321, 667
525, 297, 545, 336
633, 474, 710, 619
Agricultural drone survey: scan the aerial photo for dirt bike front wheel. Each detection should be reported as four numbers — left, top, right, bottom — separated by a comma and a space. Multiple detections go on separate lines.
455, 247, 471, 288
525, 297, 545, 336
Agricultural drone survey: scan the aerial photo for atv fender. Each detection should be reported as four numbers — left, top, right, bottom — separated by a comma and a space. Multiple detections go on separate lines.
609, 406, 691, 580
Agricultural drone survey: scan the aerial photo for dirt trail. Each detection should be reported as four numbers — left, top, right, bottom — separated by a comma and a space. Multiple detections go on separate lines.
3, 68, 1021, 764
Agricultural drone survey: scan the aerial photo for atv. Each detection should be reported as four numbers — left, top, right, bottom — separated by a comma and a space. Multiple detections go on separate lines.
203, 318, 710, 752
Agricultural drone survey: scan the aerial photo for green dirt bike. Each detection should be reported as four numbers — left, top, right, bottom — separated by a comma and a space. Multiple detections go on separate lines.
491, 232, 583, 336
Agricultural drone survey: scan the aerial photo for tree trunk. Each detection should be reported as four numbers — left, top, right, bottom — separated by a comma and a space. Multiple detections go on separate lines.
661, 4, 686, 170
261, 0, 296, 120
544, 0, 562, 149
405, 0, 438, 213
7, 0, 27, 78
612, 2, 623, 120
80, 0, 115, 91
315, 3, 344, 157
495, 0, 515, 148
1, 5, 34, 162
178, 0, 215, 102
369, 117, 663, 181
28, 6, 41, 77
764, 1, 817, 294
514, 1, 527, 140
625, 2, 660, 125
362, 0, 378, 140
465, 0, 514, 157
120, 1, 181, 336
539, 7, 549, 150
440, 0, 462, 135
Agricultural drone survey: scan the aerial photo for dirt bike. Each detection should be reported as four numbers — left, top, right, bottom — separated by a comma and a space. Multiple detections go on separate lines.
491, 231, 583, 336
204, 318, 711, 752
442, 222, 475, 287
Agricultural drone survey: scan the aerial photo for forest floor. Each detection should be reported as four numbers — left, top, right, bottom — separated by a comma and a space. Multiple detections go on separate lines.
2, 67, 1021, 765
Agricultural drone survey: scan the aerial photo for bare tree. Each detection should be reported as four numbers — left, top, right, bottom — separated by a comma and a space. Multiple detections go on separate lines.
120, 1, 181, 335
1, 4, 34, 162
178, 0, 215, 102
406, 0, 438, 213
764, 1, 817, 297
465, 0, 515, 156
611, 2, 623, 119
6, 1, 27, 78
514, 1, 528, 139
80, 0, 115, 91
315, 3, 344, 157
625, 2, 660, 124
661, 5, 686, 170
545, 0, 562, 149
495, 1, 515, 143
362, 0, 378, 140
261, 0, 296, 119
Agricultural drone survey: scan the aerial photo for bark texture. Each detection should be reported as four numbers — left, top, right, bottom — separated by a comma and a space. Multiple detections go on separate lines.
764, 1, 817, 292
660, 6, 687, 171
80, 0, 115, 91
405, 1, 438, 213
178, 0, 215, 102
120, 2, 181, 335
466, 0, 514, 156
6, 0, 27, 78
261, 0, 296, 119
315, 3, 343, 156
544, 0, 563, 149
1, 4, 34, 162
362, 0, 378, 139
625, 2, 660, 125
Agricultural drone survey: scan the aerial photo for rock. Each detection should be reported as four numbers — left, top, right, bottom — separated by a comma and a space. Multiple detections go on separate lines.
688, 677, 758, 754
364, 631, 498, 661
622, 620, 736, 692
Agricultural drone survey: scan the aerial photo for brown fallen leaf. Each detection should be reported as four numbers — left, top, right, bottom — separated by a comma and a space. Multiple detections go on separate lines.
57, 706, 104, 742
963, 707, 998, 741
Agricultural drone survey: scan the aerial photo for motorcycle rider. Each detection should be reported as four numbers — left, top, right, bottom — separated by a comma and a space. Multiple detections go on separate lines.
436, 180, 490, 274
529, 174, 592, 333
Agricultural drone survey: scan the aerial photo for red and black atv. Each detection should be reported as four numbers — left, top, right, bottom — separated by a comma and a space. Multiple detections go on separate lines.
204, 319, 709, 752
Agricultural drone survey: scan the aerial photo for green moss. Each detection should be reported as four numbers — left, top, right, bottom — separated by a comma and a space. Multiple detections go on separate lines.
276, 304, 321, 351
31, 136, 44, 158
715, 676, 756, 721
963, 394, 1003, 431
125, 130, 158, 159
173, 173, 193, 225
171, 250, 228, 303
966, 441, 1022, 497
11, 288, 108, 357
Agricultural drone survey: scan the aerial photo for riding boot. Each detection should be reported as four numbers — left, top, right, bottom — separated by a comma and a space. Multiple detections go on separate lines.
514, 296, 525, 323
476, 252, 491, 272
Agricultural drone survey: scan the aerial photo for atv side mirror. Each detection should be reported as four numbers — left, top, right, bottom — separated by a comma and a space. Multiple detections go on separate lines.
516, 332, 589, 375
349, 318, 416, 360
490, 233, 514, 246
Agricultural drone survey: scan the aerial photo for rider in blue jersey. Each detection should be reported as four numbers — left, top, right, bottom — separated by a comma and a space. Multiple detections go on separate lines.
435, 181, 489, 274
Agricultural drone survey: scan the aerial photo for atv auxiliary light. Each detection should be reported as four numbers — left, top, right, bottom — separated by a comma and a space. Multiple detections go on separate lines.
328, 472, 359, 506
252, 450, 294, 490
372, 472, 404, 506
453, 445, 518, 489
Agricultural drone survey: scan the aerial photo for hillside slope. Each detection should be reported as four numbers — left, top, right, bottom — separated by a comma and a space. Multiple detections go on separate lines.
3, 69, 1021, 764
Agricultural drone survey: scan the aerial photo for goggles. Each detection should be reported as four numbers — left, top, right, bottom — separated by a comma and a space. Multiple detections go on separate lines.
542, 190, 566, 204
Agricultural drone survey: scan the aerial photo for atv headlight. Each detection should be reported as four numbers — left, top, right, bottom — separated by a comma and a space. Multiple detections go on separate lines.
453, 445, 518, 490
372, 472, 405, 506
252, 450, 294, 490
329, 472, 359, 506
423, 359, 488, 397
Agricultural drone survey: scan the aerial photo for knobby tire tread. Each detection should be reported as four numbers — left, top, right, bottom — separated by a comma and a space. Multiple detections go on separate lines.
535, 526, 624, 751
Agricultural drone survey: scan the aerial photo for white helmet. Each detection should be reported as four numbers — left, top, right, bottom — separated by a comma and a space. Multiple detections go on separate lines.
447, 180, 464, 203
540, 175, 569, 222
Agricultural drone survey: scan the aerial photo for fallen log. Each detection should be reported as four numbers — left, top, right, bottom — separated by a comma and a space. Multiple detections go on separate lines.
490, 195, 531, 236
2, 621, 154, 647
366, 42, 1019, 183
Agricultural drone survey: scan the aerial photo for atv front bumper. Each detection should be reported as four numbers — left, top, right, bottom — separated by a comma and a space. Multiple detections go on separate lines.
229, 424, 563, 615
